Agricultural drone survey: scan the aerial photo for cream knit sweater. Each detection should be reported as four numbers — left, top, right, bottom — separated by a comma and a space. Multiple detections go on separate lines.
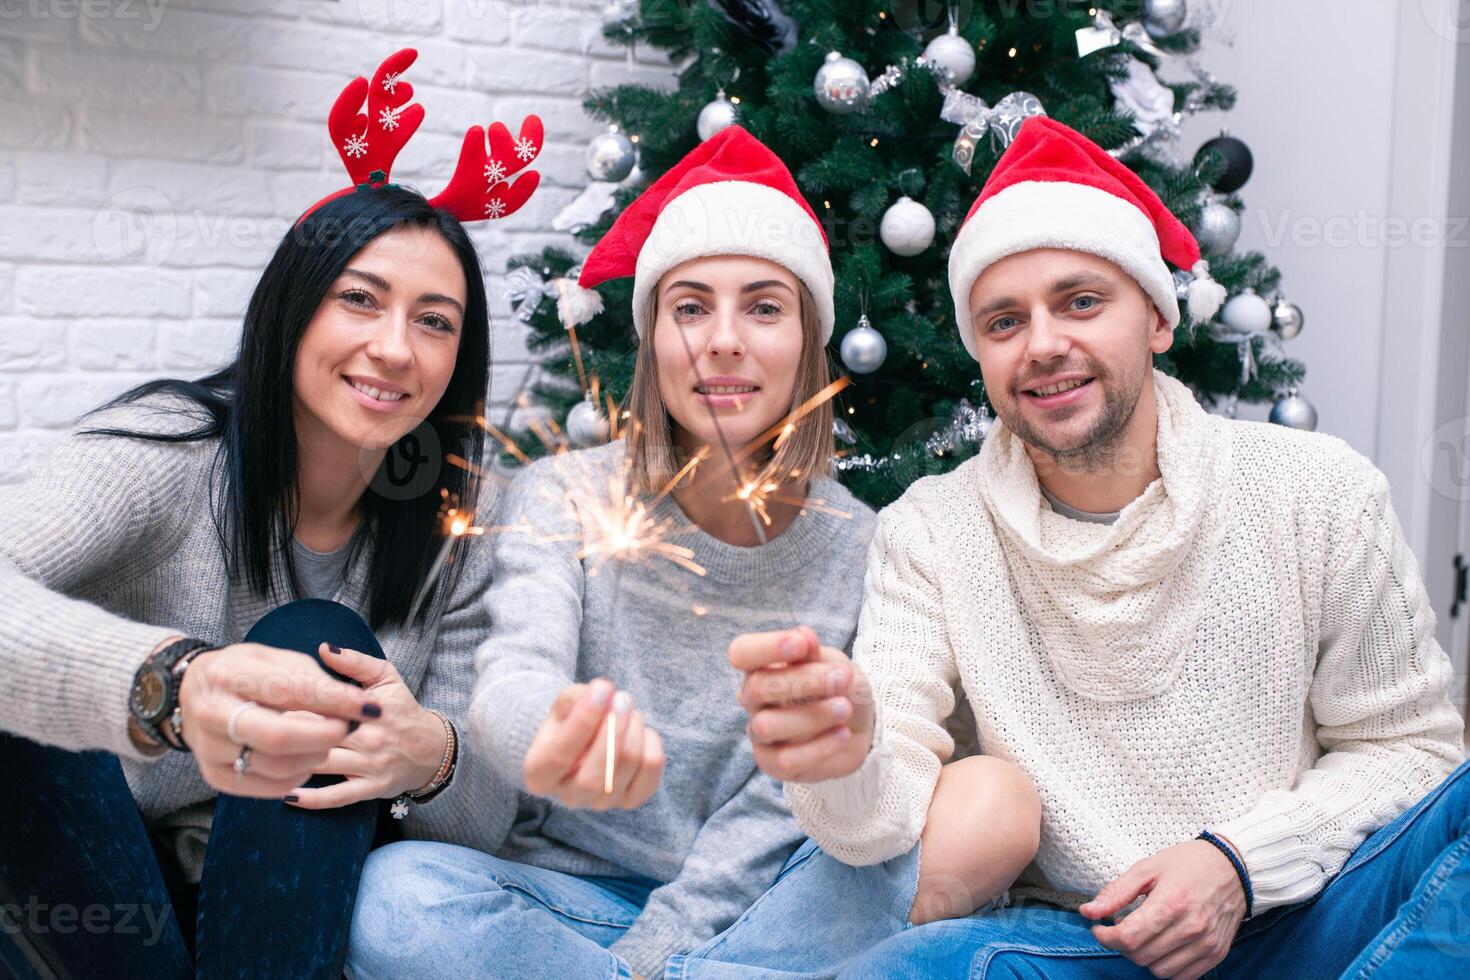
787, 370, 1465, 912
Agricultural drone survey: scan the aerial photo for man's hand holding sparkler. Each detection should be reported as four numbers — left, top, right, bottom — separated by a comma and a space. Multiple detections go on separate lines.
524, 679, 666, 811
731, 626, 875, 783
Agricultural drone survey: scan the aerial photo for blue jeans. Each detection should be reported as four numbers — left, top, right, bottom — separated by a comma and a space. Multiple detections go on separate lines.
0, 599, 391, 980
837, 759, 1470, 978
346, 840, 661, 979
665, 837, 923, 979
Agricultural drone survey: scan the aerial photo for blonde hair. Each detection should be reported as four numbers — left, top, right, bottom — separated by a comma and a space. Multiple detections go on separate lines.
623, 279, 834, 496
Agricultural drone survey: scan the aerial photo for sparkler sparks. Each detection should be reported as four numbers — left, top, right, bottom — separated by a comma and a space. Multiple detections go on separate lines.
457, 271, 857, 625
408, 494, 486, 623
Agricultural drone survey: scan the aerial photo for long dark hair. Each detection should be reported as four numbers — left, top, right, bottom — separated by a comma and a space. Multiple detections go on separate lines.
84, 185, 489, 630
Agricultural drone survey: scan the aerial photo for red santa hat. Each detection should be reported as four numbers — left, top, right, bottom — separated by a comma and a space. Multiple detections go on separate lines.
947, 116, 1225, 362
578, 126, 835, 341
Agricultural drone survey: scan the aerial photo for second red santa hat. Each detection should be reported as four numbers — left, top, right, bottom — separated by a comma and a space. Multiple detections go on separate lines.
947, 116, 1226, 362
578, 126, 835, 341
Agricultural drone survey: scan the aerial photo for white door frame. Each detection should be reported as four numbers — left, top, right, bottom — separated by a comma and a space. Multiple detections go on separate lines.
1373, 0, 1470, 710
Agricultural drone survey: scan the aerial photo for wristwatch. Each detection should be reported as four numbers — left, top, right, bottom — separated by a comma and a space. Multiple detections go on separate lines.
129, 638, 215, 752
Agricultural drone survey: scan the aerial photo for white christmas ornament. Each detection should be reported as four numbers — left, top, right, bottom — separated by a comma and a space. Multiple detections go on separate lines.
1220, 290, 1272, 334
879, 197, 936, 257
923, 29, 975, 87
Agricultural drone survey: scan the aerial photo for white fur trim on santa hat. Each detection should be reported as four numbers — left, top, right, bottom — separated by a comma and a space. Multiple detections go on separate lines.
632, 180, 835, 341
947, 180, 1180, 362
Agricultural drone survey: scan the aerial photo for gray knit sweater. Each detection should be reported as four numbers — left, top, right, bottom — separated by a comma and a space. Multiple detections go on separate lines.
470, 440, 877, 977
0, 397, 514, 871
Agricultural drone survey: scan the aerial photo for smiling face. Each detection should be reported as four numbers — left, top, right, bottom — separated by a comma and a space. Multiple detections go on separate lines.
650, 254, 805, 454
292, 224, 467, 455
968, 248, 1173, 465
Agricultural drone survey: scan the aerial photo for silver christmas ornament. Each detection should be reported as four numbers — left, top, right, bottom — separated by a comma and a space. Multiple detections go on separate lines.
1142, 0, 1189, 38
697, 91, 739, 141
879, 196, 936, 257
1271, 298, 1305, 340
840, 315, 887, 374
1269, 388, 1318, 431
566, 396, 610, 447
1195, 199, 1241, 257
585, 125, 636, 183
1220, 289, 1272, 334
922, 29, 976, 87
813, 51, 870, 115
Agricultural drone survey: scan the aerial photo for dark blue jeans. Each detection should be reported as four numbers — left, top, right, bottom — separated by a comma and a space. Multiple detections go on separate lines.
833, 759, 1470, 979
0, 600, 391, 980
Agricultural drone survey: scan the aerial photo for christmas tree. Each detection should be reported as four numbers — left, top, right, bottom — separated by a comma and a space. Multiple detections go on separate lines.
501, 0, 1309, 507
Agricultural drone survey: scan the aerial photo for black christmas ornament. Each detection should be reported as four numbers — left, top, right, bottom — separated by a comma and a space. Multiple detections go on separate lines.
1194, 133, 1254, 194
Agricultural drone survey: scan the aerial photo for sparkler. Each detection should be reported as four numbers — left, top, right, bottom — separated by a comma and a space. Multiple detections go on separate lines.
407, 495, 485, 624
604, 712, 617, 794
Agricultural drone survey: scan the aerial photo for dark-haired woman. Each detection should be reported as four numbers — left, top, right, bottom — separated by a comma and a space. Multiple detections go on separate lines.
0, 184, 515, 979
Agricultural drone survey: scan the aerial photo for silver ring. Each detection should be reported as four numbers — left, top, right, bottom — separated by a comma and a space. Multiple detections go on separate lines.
227, 701, 255, 746
233, 745, 253, 781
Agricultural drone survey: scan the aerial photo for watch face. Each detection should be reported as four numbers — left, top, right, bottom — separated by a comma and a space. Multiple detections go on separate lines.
131, 667, 169, 724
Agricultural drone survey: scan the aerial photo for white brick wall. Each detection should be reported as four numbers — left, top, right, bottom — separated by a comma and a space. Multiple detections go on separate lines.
0, 0, 671, 481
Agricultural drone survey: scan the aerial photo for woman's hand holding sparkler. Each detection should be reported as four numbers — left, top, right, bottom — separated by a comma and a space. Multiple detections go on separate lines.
524, 679, 666, 811
731, 625, 876, 783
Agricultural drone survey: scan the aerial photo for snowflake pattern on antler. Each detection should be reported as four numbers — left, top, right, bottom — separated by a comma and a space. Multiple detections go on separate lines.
378, 106, 403, 132
382, 71, 402, 94
427, 114, 544, 223
343, 133, 369, 159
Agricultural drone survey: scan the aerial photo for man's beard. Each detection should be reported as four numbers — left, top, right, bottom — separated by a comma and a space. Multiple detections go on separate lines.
997, 356, 1149, 474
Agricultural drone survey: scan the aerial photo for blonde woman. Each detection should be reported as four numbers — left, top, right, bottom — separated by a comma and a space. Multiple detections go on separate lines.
348, 128, 877, 979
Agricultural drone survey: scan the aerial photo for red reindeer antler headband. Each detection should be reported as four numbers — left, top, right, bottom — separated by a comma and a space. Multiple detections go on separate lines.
298, 48, 543, 225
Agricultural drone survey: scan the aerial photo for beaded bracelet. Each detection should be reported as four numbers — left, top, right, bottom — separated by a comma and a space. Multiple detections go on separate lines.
390, 712, 458, 820
411, 710, 457, 798
1198, 829, 1254, 919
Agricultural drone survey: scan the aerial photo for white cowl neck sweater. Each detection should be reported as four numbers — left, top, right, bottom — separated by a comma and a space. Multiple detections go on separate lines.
787, 370, 1465, 911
